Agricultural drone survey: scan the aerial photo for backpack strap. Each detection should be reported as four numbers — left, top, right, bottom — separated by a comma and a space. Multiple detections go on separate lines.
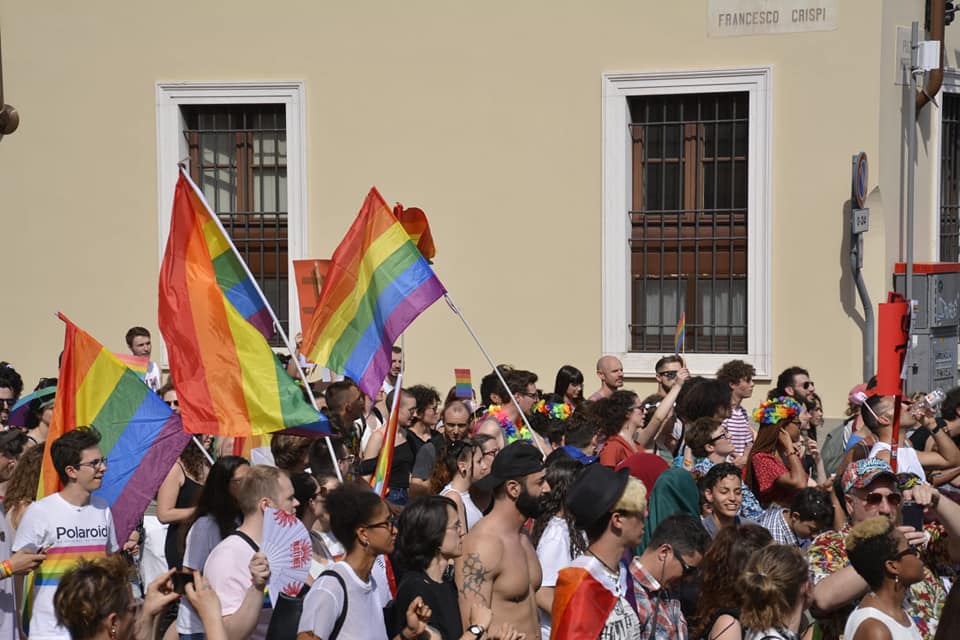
318, 570, 348, 640
230, 530, 259, 552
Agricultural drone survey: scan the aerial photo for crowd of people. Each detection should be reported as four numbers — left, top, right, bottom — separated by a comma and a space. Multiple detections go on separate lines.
0, 329, 958, 640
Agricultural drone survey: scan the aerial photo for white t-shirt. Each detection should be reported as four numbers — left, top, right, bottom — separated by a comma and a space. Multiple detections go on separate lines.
13, 494, 118, 640
204, 534, 272, 640
868, 442, 927, 483
0, 507, 15, 640
845, 607, 922, 640
144, 361, 162, 392
176, 515, 226, 635
298, 560, 388, 640
536, 517, 586, 640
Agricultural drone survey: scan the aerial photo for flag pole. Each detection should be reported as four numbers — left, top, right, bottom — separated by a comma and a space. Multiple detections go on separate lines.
443, 294, 546, 455
192, 435, 215, 466
178, 167, 342, 481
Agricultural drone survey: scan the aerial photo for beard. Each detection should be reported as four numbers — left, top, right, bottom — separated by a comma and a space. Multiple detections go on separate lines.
515, 484, 542, 519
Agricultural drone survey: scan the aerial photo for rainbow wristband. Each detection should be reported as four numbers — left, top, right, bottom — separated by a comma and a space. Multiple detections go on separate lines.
1, 560, 13, 578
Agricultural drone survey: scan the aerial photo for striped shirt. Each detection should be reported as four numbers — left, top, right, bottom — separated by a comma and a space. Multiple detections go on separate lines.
723, 406, 753, 458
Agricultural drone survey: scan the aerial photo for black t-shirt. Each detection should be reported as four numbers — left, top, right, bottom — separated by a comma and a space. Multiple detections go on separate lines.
392, 570, 463, 640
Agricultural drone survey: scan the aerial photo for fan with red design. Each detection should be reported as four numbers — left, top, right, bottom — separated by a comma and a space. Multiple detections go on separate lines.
262, 507, 312, 604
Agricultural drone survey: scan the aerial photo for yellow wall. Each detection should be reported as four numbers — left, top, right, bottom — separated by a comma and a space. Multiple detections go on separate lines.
0, 0, 942, 418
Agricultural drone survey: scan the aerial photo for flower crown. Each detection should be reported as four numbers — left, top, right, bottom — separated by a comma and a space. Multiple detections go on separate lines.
533, 399, 574, 421
752, 396, 803, 425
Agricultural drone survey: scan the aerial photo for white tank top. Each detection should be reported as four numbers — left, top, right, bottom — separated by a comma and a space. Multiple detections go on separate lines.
844, 606, 922, 640
441, 483, 484, 530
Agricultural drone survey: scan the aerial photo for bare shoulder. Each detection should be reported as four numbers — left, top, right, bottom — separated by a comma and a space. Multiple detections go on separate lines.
853, 618, 893, 640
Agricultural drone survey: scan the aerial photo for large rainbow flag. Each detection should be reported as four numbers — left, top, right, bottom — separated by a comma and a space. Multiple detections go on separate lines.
159, 170, 329, 437
44, 313, 192, 541
301, 187, 446, 399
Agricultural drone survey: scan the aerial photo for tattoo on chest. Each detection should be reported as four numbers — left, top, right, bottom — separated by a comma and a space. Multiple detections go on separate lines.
460, 552, 488, 603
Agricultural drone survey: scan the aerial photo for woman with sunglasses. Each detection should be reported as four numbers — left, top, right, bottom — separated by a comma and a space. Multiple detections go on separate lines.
432, 440, 483, 532
744, 398, 810, 510
844, 516, 924, 640
393, 496, 496, 640
298, 484, 435, 640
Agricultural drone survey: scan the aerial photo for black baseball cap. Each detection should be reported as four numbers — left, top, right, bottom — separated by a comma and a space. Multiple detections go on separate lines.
474, 441, 544, 491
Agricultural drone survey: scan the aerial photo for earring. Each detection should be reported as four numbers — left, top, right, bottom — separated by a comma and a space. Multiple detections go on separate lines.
895, 575, 900, 586
110, 627, 117, 639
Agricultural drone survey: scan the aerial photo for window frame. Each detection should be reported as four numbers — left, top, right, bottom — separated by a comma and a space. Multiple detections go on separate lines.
936, 69, 960, 262
155, 81, 307, 361
602, 67, 772, 378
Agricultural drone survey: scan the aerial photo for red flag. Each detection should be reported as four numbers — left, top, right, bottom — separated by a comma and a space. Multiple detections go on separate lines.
394, 204, 436, 261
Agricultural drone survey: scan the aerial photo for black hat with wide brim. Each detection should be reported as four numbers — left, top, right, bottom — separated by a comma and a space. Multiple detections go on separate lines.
565, 464, 630, 528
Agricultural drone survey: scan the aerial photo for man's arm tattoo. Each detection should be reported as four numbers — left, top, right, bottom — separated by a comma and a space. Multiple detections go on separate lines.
460, 552, 488, 604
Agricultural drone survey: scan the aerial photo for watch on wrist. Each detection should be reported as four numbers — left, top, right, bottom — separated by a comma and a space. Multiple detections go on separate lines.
468, 625, 485, 639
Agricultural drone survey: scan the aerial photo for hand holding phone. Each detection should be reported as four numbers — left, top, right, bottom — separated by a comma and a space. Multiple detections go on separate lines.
901, 501, 925, 531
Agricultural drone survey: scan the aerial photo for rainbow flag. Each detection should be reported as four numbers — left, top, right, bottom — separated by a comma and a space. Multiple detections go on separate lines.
550, 565, 618, 640
674, 311, 686, 355
44, 313, 192, 541
301, 187, 446, 399
394, 204, 436, 261
159, 170, 329, 438
371, 373, 402, 496
113, 352, 148, 380
454, 368, 472, 399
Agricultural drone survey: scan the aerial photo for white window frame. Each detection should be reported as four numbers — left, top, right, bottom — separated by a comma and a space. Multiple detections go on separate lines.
934, 69, 960, 261
155, 81, 308, 360
601, 67, 772, 379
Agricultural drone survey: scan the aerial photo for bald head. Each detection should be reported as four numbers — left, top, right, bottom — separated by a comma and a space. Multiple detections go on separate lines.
596, 356, 624, 393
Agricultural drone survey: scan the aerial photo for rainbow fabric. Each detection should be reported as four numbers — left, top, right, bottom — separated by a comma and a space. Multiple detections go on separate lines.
454, 368, 472, 399
301, 187, 447, 399
159, 170, 329, 437
371, 375, 402, 497
44, 313, 192, 541
550, 565, 618, 640
113, 353, 148, 380
674, 311, 686, 355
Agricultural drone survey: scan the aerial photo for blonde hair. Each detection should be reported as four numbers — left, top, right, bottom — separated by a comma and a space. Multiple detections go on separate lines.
236, 465, 284, 515
613, 477, 648, 514
846, 515, 892, 552
738, 545, 808, 631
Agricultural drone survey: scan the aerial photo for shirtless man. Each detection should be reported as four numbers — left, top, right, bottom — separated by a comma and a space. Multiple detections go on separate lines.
455, 441, 548, 640
589, 355, 624, 401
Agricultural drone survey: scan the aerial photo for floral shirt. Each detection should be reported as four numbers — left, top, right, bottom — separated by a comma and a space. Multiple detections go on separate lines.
628, 558, 687, 640
807, 523, 945, 640
692, 457, 765, 521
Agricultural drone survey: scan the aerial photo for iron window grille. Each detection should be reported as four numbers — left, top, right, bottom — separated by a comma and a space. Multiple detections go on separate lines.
628, 92, 749, 354
941, 92, 960, 262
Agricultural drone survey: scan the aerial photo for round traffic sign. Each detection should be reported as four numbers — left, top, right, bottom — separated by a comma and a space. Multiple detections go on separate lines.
854, 152, 869, 208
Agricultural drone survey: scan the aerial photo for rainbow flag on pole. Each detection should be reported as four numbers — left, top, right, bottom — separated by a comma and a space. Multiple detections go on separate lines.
159, 169, 328, 437
454, 368, 472, 399
371, 373, 402, 496
674, 311, 686, 355
301, 187, 446, 399
44, 313, 192, 541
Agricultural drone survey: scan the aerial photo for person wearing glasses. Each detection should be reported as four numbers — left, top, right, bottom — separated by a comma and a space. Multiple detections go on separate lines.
649, 356, 690, 463
298, 483, 436, 640
808, 459, 960, 640
0, 362, 23, 427
596, 390, 658, 468
844, 517, 925, 640
12, 427, 122, 640
627, 513, 710, 640
766, 367, 815, 404
685, 418, 765, 520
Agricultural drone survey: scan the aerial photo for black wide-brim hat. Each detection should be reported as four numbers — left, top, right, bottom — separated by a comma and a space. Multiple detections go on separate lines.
565, 464, 630, 528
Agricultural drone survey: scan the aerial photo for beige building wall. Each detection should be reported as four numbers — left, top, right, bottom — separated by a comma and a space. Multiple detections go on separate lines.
0, 0, 947, 419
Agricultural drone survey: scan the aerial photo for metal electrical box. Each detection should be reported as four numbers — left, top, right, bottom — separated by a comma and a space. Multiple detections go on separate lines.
894, 263, 960, 393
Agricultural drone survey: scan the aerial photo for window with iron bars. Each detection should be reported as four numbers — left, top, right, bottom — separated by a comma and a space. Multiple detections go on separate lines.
628, 92, 749, 354
941, 92, 960, 262
182, 104, 289, 345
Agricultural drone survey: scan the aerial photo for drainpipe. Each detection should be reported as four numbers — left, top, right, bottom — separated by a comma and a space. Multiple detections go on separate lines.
917, 0, 945, 113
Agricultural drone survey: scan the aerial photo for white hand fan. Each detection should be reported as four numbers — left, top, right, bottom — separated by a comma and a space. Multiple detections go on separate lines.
262, 507, 312, 605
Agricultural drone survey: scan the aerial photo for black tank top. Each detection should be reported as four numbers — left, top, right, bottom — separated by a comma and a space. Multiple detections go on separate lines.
164, 464, 203, 569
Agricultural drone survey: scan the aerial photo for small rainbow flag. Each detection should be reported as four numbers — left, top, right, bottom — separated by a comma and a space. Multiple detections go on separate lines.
44, 313, 192, 541
159, 169, 329, 438
301, 187, 446, 399
371, 373, 402, 497
674, 311, 686, 355
113, 353, 149, 380
454, 368, 472, 399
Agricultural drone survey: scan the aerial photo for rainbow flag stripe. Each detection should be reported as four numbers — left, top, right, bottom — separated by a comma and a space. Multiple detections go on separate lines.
34, 546, 108, 586
371, 374, 402, 497
454, 368, 472, 399
45, 313, 193, 541
674, 311, 686, 355
113, 353, 148, 380
159, 170, 329, 437
301, 187, 446, 399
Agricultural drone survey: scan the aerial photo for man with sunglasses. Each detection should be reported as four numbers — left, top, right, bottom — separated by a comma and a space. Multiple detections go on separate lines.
808, 458, 960, 640
13, 428, 120, 640
628, 514, 710, 640
768, 366, 815, 403
0, 363, 23, 427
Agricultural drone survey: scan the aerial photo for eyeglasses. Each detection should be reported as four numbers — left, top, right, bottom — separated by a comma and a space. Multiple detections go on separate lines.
674, 552, 697, 577
861, 491, 903, 507
164, 400, 179, 408
802, 381, 815, 390
708, 429, 730, 443
0, 399, 15, 408
363, 518, 397, 531
481, 448, 500, 459
657, 371, 679, 379
519, 391, 540, 400
73, 457, 108, 470
893, 546, 919, 560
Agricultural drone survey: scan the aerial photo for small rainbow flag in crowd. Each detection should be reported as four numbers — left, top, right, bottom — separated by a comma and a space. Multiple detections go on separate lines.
674, 311, 686, 355
371, 374, 403, 497
44, 313, 192, 541
159, 169, 328, 437
454, 368, 472, 399
301, 187, 446, 399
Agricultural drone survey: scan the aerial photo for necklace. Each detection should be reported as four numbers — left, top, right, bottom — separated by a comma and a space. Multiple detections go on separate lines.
587, 548, 620, 578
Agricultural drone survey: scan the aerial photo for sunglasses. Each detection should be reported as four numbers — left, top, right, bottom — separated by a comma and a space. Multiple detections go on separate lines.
164, 399, 179, 408
861, 491, 902, 507
893, 546, 919, 560
0, 399, 14, 408
802, 381, 815, 390
657, 371, 679, 379
674, 552, 697, 577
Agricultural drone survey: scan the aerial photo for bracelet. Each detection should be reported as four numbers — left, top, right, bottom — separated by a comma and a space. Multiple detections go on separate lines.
1, 560, 13, 579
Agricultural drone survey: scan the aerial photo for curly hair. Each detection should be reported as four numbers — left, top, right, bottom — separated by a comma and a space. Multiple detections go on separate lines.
327, 483, 385, 553
54, 554, 134, 640
846, 516, 899, 590
675, 378, 731, 423
691, 524, 773, 639
738, 545, 809, 632
531, 456, 586, 559
3, 444, 43, 522
594, 390, 640, 438
179, 437, 211, 482
0, 362, 24, 398
715, 359, 756, 387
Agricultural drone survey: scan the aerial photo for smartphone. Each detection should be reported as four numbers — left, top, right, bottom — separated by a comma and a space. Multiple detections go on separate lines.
171, 571, 193, 595
901, 501, 925, 531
